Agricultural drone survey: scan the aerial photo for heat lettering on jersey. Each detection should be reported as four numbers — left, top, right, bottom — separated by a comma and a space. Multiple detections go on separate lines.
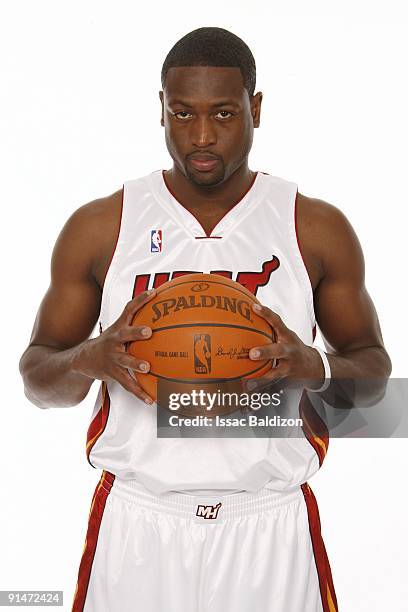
132, 256, 280, 297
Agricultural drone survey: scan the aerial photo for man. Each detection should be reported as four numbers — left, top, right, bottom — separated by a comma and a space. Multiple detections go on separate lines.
19, 26, 391, 612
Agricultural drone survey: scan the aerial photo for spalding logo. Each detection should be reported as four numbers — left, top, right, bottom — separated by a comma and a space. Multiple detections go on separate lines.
150, 294, 252, 323
191, 283, 210, 292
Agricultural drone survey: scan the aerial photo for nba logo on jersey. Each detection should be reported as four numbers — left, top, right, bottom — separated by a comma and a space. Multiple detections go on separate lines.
151, 229, 162, 253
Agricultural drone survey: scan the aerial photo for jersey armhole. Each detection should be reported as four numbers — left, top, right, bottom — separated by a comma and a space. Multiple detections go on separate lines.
99, 185, 125, 327
291, 187, 317, 330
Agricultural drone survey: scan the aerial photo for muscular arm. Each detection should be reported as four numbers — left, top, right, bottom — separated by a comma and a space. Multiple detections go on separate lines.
248, 193, 392, 406
19, 188, 159, 409
19, 195, 115, 407
297, 194, 392, 403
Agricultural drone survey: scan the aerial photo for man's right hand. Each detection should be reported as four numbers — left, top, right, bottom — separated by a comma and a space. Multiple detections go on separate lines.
72, 289, 157, 404
20, 191, 159, 409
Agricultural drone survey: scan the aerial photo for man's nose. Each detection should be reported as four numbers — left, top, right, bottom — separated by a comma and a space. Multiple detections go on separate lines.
191, 116, 217, 147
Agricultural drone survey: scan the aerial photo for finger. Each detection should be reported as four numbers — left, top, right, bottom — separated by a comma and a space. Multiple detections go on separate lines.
118, 289, 157, 326
112, 367, 155, 404
113, 352, 150, 373
245, 363, 289, 392
117, 324, 152, 343
252, 303, 289, 339
249, 342, 289, 361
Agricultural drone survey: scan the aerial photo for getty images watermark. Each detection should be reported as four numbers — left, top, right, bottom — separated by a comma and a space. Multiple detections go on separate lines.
157, 386, 305, 434
157, 378, 408, 439
168, 388, 283, 412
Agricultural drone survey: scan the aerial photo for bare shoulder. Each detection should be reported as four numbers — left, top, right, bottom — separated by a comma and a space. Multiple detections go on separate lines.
53, 187, 123, 289
67, 187, 122, 236
296, 191, 353, 235
295, 191, 365, 285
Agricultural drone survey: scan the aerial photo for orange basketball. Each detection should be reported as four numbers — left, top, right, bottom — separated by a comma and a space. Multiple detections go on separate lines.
128, 274, 275, 412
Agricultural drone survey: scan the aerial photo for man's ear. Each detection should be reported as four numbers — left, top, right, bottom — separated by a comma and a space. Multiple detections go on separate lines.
251, 91, 263, 128
159, 91, 164, 126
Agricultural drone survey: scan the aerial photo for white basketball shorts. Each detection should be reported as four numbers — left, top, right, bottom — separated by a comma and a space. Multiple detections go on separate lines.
72, 471, 337, 612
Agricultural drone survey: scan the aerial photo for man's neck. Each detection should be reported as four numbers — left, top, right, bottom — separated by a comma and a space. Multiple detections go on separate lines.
163, 163, 257, 217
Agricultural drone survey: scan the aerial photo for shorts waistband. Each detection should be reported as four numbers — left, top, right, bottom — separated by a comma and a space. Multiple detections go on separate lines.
103, 471, 304, 522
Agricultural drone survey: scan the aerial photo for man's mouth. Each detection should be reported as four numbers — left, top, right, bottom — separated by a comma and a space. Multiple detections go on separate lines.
188, 154, 219, 172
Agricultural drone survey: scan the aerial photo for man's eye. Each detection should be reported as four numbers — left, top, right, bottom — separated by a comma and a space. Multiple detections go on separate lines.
216, 111, 233, 119
174, 111, 192, 120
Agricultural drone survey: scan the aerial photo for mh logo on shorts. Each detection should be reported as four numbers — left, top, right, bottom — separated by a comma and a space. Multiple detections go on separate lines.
196, 502, 222, 520
151, 229, 162, 253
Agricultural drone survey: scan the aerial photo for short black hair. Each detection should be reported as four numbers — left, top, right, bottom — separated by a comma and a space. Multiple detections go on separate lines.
161, 27, 256, 97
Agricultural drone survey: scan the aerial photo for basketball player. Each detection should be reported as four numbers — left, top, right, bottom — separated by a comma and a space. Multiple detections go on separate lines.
19, 27, 391, 612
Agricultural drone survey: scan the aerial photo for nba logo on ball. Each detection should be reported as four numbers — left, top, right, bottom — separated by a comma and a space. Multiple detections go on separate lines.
150, 229, 162, 253
194, 334, 211, 374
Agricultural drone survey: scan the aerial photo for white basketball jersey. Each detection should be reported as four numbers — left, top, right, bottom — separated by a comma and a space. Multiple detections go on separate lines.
86, 169, 328, 494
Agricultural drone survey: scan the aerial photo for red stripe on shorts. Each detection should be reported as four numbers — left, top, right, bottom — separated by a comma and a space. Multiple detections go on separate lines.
301, 482, 338, 612
71, 470, 116, 611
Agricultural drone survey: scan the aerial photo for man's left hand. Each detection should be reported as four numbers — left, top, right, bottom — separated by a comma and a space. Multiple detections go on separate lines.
246, 303, 325, 391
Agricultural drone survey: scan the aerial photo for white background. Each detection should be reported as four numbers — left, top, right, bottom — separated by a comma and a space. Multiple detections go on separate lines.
1, 0, 407, 610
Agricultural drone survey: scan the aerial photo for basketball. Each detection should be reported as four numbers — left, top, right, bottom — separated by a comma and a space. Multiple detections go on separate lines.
128, 273, 275, 413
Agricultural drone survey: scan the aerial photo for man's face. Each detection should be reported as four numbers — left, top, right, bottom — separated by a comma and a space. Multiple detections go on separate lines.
159, 66, 262, 187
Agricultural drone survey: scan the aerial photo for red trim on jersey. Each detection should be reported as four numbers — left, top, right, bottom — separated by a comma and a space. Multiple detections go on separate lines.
72, 471, 116, 611
294, 190, 316, 339
101, 186, 124, 289
86, 382, 111, 468
294, 189, 308, 268
195, 235, 223, 239
301, 483, 338, 612
299, 390, 329, 467
161, 170, 258, 238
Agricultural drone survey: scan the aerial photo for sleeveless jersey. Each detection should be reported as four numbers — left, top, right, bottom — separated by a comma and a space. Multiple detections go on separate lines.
86, 169, 329, 494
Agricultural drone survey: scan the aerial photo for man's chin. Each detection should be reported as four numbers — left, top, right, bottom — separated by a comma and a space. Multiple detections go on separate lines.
185, 166, 225, 188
